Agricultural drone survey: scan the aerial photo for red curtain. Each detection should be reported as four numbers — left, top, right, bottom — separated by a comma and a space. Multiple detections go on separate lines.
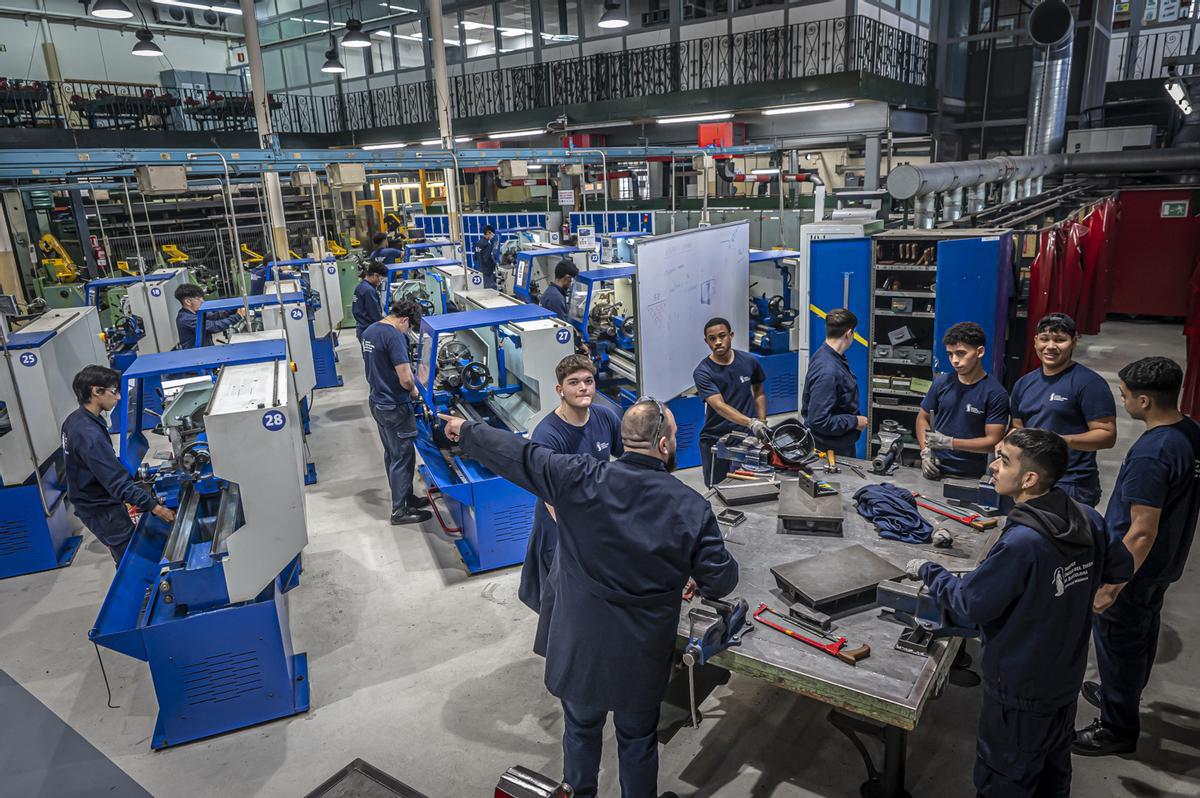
1182, 254, 1200, 420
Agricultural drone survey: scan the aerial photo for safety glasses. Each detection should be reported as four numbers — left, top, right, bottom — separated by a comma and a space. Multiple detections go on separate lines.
635, 395, 666, 447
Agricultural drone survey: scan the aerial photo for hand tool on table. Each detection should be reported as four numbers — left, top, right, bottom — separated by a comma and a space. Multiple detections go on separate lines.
912, 492, 998, 531
850, 464, 868, 480
823, 449, 840, 474
753, 603, 871, 665
682, 598, 751, 727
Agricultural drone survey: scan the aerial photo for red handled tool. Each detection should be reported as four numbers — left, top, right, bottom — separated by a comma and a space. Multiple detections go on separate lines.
911, 493, 998, 531
753, 603, 870, 665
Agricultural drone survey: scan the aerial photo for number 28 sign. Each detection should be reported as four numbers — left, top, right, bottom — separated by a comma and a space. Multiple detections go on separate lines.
262, 410, 287, 431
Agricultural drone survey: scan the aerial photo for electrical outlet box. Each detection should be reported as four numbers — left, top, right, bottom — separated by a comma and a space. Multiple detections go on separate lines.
135, 166, 188, 195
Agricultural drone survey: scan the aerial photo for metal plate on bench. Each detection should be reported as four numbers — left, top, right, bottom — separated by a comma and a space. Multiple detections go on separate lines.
777, 478, 844, 536
771, 543, 906, 611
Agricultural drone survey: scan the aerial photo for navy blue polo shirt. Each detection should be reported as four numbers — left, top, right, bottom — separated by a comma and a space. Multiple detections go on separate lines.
1105, 417, 1200, 584
540, 283, 570, 321
352, 279, 383, 339
61, 406, 157, 515
1010, 363, 1115, 495
361, 321, 412, 408
920, 372, 1010, 477
694, 350, 765, 439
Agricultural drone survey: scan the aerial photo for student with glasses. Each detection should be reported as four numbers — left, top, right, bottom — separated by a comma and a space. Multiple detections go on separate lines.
62, 365, 175, 565
439, 398, 739, 798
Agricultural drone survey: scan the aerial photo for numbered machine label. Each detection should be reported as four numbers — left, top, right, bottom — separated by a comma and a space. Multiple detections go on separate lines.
18, 352, 38, 367
150, 287, 162, 297
555, 328, 571, 345
327, 265, 337, 275
290, 308, 304, 321
262, 410, 287, 431
471, 273, 483, 286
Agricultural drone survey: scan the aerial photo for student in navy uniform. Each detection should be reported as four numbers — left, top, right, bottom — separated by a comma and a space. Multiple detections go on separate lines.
1010, 313, 1116, 506
352, 261, 387, 341
361, 297, 432, 525
1074, 357, 1200, 757
473, 225, 498, 289
438, 400, 737, 798
174, 283, 243, 349
802, 308, 867, 458
693, 317, 767, 487
917, 321, 1010, 479
539, 258, 578, 322
519, 354, 623, 619
908, 428, 1132, 797
369, 231, 403, 263
62, 366, 177, 564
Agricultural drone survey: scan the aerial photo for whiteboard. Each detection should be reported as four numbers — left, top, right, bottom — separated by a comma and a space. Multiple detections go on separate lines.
634, 221, 750, 400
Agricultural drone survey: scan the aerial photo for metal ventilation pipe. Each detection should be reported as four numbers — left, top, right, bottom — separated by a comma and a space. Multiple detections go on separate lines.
915, 194, 937, 229
1024, 0, 1075, 156
946, 187, 965, 220
968, 183, 988, 213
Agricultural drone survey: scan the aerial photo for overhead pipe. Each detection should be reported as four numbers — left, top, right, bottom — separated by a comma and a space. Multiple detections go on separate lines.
1024, 0, 1075, 156
713, 158, 825, 220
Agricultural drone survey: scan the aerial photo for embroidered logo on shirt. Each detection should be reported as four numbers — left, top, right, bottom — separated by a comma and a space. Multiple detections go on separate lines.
596, 442, 609, 453
965, 403, 983, 415
1052, 560, 1092, 597
1049, 393, 1069, 402
362, 340, 376, 354
739, 375, 751, 383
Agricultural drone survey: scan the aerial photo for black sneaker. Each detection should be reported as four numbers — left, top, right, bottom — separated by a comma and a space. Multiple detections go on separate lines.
1072, 718, 1137, 757
407, 494, 431, 509
1081, 680, 1102, 709
391, 507, 432, 525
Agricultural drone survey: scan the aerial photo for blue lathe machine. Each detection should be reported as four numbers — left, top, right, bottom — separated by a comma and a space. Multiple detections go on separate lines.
90, 339, 311, 749
0, 307, 106, 579
385, 257, 464, 316
413, 304, 572, 573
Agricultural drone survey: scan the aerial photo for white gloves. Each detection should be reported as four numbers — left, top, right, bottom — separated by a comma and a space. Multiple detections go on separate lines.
906, 559, 930, 580
924, 430, 955, 451
749, 419, 770, 442
920, 448, 942, 480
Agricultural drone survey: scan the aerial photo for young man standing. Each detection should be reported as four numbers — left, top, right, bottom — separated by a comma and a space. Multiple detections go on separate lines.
174, 283, 244, 349
1009, 313, 1116, 506
352, 261, 387, 341
802, 308, 867, 458
519, 355, 623, 619
917, 321, 1010, 479
539, 258, 578, 322
1074, 357, 1200, 757
62, 365, 176, 564
361, 297, 431, 525
369, 232, 403, 263
908, 428, 1132, 796
693, 317, 767, 487
473, 225, 498, 289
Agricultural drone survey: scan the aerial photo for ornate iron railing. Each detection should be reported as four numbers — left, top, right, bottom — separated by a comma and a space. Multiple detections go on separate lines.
0, 15, 932, 134
1112, 27, 1197, 81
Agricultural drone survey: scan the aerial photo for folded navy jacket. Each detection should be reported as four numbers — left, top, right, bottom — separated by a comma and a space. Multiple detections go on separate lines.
853, 483, 933, 544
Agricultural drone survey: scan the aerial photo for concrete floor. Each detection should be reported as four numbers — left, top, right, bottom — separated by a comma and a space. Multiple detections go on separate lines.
2, 319, 1198, 797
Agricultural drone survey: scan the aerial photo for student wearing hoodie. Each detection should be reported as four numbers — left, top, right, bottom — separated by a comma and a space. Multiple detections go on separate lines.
907, 428, 1133, 797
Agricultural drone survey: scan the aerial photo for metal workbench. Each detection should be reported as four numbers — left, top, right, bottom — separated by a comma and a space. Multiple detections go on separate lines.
672, 460, 1001, 798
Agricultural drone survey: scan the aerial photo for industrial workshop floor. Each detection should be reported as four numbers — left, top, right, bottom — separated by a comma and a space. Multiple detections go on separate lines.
2, 319, 1199, 798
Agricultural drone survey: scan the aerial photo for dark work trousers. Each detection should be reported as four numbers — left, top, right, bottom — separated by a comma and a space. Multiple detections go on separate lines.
370, 402, 418, 513
481, 267, 497, 290
76, 504, 134, 566
699, 435, 730, 488
830, 444, 857, 459
974, 696, 1075, 797
1056, 481, 1101, 508
1093, 576, 1171, 740
561, 699, 660, 798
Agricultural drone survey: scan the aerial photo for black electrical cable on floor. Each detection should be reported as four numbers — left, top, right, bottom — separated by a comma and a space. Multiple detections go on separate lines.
93, 641, 120, 709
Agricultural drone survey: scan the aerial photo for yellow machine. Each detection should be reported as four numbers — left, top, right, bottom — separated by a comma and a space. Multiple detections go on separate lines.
327, 237, 348, 257
161, 243, 189, 264
113, 261, 138, 276
241, 243, 264, 264
37, 234, 79, 283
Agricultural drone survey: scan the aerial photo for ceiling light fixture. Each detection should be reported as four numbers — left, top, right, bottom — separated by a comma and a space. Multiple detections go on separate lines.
762, 101, 855, 116
131, 28, 163, 56
656, 112, 733, 124
91, 0, 134, 18
342, 18, 372, 47
487, 129, 544, 139
750, 168, 780, 175
598, 0, 628, 29
321, 48, 346, 73
419, 137, 470, 145
152, 0, 240, 14
361, 142, 407, 150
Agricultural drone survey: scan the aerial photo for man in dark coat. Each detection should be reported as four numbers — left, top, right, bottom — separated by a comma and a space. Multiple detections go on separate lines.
439, 400, 739, 798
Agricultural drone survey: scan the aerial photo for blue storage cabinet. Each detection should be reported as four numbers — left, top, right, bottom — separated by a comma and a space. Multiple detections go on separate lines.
413, 213, 548, 270
806, 239, 873, 458
867, 230, 1012, 463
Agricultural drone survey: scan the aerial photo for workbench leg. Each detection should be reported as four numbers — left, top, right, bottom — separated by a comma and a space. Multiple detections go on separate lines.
828, 710, 912, 798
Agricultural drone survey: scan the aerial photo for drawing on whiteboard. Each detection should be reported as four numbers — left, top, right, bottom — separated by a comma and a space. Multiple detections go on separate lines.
700, 279, 715, 305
